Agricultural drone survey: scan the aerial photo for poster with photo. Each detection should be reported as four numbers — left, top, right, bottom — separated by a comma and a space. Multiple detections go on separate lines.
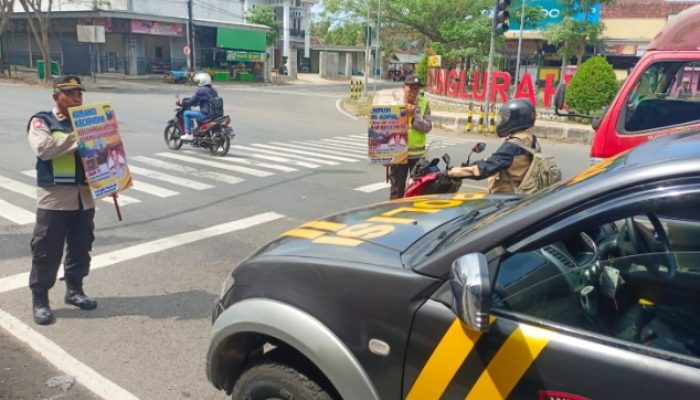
69, 102, 133, 200
368, 105, 409, 165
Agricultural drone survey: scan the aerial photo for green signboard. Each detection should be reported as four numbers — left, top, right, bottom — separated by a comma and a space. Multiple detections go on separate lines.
226, 51, 267, 62
217, 28, 267, 52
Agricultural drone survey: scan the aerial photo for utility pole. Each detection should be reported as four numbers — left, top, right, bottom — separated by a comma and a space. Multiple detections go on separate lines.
187, 0, 195, 72
374, 0, 380, 94
514, 0, 526, 93
364, 6, 370, 96
484, 1, 498, 120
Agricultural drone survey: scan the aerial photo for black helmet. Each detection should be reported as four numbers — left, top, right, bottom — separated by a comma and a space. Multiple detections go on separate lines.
495, 98, 536, 137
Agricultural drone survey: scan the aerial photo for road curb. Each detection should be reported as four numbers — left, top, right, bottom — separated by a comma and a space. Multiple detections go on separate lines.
431, 113, 594, 144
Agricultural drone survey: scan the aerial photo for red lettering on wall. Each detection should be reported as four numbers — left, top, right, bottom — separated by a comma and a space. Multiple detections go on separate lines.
473, 71, 486, 101
446, 70, 460, 97
426, 68, 573, 108
458, 70, 471, 100
492, 71, 511, 103
543, 74, 557, 107
515, 73, 536, 105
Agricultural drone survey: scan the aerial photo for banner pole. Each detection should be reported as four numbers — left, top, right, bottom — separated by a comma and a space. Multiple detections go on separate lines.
112, 194, 122, 222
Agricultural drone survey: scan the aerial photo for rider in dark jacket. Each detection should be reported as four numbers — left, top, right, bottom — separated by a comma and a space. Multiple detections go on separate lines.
179, 72, 219, 141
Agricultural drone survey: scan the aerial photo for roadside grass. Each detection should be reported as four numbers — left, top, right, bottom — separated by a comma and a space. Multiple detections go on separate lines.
343, 95, 374, 118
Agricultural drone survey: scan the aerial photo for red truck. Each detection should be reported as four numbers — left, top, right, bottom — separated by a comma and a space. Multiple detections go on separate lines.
555, 5, 700, 163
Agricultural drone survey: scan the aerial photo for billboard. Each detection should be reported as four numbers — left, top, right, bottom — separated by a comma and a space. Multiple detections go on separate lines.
510, 0, 601, 32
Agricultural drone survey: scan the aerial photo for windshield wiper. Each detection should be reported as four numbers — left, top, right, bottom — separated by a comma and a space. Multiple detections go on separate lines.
424, 209, 481, 257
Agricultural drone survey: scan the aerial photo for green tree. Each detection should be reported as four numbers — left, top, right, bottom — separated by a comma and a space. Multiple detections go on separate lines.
320, 0, 494, 63
543, 0, 615, 66
246, 5, 281, 47
19, 0, 55, 82
566, 55, 617, 114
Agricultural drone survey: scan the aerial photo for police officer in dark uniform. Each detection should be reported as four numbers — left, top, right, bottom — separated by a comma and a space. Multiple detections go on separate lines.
448, 98, 538, 193
27, 75, 97, 325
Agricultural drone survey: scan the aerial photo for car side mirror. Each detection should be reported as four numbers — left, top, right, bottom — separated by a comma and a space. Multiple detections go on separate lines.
554, 84, 566, 113
450, 253, 491, 332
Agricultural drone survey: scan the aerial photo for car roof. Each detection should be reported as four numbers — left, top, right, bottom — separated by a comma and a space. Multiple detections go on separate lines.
647, 5, 700, 52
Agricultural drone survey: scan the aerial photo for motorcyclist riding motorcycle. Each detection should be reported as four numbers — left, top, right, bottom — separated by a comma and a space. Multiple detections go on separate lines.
447, 98, 539, 194
178, 72, 218, 142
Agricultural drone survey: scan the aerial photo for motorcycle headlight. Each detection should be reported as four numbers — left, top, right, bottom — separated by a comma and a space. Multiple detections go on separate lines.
220, 273, 235, 298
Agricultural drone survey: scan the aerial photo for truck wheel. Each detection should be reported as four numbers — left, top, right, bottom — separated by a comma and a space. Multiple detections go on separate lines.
231, 361, 335, 400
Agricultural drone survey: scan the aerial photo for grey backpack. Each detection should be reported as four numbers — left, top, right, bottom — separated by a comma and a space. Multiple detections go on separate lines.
508, 139, 562, 194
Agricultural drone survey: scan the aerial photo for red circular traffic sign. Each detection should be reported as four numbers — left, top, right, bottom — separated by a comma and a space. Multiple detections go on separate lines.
183, 46, 191, 55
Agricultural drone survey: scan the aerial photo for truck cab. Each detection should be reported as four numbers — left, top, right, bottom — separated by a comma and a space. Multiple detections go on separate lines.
556, 5, 700, 163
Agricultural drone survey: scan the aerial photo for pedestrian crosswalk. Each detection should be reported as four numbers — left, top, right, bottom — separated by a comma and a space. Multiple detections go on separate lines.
0, 134, 472, 225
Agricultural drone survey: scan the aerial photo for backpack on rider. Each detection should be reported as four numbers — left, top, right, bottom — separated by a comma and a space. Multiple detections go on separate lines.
506, 140, 562, 194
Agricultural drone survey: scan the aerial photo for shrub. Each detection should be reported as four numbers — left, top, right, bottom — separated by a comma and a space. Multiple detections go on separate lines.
566, 56, 618, 115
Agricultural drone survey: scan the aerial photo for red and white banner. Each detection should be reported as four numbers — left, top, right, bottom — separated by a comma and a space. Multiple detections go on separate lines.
130, 20, 183, 37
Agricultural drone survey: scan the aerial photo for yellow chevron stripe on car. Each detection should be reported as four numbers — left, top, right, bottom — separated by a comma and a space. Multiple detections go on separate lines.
465, 324, 552, 400
406, 319, 487, 400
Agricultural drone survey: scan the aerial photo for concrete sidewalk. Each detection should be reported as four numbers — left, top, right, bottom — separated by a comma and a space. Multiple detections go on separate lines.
373, 88, 594, 144
1, 66, 366, 92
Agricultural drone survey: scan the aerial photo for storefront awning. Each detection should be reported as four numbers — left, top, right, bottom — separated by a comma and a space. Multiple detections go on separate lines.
217, 28, 267, 52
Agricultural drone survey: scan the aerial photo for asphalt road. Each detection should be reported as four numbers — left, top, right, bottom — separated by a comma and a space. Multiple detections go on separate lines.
0, 79, 591, 400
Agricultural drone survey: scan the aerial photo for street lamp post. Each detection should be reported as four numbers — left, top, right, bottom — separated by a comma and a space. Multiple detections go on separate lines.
514, 0, 526, 92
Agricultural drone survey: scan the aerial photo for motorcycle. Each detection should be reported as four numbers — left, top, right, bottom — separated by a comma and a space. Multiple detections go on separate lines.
404, 140, 486, 197
163, 95, 235, 157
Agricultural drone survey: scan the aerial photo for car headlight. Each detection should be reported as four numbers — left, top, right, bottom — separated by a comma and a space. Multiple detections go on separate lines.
220, 273, 235, 298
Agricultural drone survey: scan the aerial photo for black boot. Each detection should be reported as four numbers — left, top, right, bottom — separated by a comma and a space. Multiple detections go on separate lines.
32, 290, 55, 325
64, 278, 97, 310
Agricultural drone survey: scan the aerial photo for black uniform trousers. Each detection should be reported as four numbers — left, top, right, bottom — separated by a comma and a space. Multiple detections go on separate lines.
29, 208, 95, 291
389, 158, 419, 199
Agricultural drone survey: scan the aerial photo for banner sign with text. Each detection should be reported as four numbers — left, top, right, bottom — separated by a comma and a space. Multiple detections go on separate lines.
69, 102, 133, 199
368, 105, 409, 165
130, 20, 183, 37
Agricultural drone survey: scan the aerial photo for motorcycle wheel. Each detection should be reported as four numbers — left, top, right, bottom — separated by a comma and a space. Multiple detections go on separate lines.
164, 122, 183, 150
209, 129, 230, 156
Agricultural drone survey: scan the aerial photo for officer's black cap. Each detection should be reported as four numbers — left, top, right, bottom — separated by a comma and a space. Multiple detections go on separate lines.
53, 75, 86, 92
403, 74, 421, 86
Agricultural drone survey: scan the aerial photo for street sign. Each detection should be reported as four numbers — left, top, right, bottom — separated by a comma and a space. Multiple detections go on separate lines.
183, 46, 191, 55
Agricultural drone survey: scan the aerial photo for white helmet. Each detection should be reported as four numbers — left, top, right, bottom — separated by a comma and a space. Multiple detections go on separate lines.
194, 72, 211, 87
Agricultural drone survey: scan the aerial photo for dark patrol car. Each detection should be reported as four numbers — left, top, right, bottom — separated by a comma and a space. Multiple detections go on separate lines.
207, 131, 700, 400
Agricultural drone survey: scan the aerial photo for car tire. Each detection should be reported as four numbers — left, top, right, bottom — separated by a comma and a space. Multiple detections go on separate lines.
231, 361, 335, 400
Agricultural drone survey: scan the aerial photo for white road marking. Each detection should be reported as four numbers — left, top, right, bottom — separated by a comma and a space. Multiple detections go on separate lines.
322, 138, 366, 148
0, 212, 285, 400
354, 182, 390, 193
230, 151, 321, 169
128, 180, 179, 198
130, 156, 245, 185
269, 142, 366, 160
257, 144, 359, 162
231, 145, 339, 166
295, 141, 367, 154
127, 165, 213, 190
0, 199, 35, 225
0, 174, 36, 198
182, 150, 298, 173
0, 308, 140, 400
22, 170, 36, 178
101, 193, 141, 206
0, 212, 285, 295
156, 153, 274, 177
336, 99, 358, 120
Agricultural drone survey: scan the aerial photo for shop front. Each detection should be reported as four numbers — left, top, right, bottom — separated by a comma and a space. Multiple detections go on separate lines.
214, 28, 267, 82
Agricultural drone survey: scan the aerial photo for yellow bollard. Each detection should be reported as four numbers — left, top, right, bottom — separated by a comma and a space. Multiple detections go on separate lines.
477, 105, 485, 133
488, 106, 496, 134
465, 103, 473, 133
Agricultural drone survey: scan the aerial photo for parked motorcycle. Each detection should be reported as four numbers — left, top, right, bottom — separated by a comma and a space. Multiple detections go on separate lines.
163, 95, 234, 157
404, 140, 486, 197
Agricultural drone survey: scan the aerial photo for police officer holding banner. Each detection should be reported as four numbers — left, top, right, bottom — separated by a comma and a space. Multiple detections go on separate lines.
26, 75, 98, 325
388, 74, 433, 199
